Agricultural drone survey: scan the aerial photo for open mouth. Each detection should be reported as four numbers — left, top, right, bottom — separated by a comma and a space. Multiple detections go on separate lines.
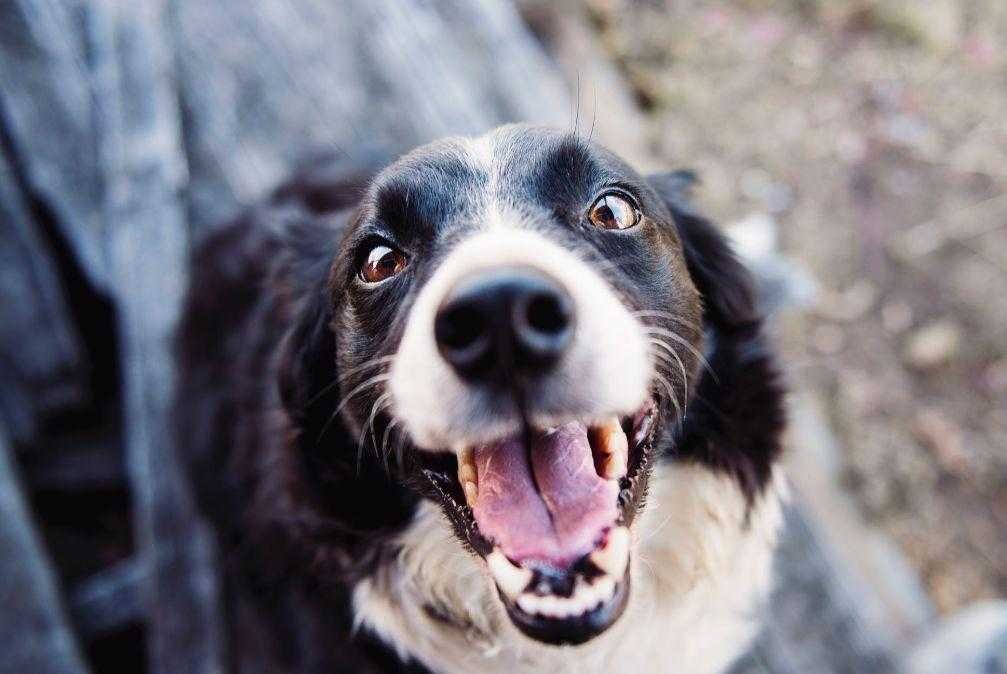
416, 398, 660, 645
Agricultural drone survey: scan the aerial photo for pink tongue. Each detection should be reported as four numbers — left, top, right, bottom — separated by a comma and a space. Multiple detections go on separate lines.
472, 422, 618, 567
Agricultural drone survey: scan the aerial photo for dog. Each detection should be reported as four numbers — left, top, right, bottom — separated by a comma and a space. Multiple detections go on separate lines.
175, 124, 786, 674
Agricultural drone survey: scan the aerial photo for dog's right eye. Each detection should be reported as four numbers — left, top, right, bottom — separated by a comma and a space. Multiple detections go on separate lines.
360, 244, 408, 283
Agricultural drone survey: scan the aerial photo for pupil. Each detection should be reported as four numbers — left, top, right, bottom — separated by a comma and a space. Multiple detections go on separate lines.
598, 204, 615, 225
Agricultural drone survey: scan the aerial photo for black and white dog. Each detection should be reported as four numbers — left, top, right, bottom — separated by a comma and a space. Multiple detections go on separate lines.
175, 124, 786, 674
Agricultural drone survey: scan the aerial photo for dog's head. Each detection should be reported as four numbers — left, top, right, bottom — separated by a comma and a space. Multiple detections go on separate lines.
299, 125, 751, 645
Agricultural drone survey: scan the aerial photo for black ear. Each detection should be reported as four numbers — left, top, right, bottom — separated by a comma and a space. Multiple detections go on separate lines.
277, 279, 337, 426
646, 172, 784, 504
647, 171, 759, 331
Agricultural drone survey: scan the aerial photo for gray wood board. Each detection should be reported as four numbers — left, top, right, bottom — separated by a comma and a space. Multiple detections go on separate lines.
0, 425, 90, 674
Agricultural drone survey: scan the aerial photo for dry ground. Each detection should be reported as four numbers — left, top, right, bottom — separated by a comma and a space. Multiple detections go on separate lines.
587, 0, 1007, 614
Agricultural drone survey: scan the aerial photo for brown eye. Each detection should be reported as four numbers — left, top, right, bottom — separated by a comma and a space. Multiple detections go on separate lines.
589, 193, 640, 230
360, 244, 408, 283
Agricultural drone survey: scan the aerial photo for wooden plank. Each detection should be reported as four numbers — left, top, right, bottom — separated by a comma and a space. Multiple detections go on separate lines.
0, 147, 90, 448
0, 0, 109, 291
88, 2, 227, 673
68, 559, 145, 641
171, 0, 571, 229
0, 424, 90, 674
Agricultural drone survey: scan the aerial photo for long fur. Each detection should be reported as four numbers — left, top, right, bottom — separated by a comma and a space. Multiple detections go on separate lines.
174, 127, 786, 673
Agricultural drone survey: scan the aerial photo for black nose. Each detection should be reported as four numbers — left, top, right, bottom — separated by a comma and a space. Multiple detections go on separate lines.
434, 268, 575, 382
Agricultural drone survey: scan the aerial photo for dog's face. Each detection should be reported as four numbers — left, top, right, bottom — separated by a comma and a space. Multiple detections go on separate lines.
327, 125, 704, 645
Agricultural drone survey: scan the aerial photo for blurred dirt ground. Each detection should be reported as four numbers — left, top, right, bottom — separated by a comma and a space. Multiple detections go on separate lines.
586, 0, 1007, 614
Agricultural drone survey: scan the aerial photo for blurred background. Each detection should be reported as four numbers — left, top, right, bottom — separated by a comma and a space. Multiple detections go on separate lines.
0, 1, 1004, 673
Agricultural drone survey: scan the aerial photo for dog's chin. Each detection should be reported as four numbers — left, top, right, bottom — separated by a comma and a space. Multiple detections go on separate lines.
412, 397, 662, 646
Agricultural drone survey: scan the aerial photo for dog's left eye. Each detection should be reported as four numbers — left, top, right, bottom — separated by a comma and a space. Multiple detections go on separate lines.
360, 244, 408, 283
588, 193, 640, 230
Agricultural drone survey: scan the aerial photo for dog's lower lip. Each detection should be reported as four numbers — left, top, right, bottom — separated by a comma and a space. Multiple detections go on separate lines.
503, 573, 631, 646
486, 526, 631, 645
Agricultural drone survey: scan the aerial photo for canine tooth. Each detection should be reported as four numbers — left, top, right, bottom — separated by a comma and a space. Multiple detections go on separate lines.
594, 575, 616, 601
590, 526, 630, 578
603, 451, 628, 481
487, 550, 532, 599
591, 418, 628, 480
458, 462, 476, 484
463, 480, 478, 507
457, 446, 478, 505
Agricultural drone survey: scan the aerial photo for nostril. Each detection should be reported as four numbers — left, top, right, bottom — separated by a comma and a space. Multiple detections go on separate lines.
436, 304, 485, 351
525, 292, 570, 336
513, 287, 574, 363
435, 299, 494, 376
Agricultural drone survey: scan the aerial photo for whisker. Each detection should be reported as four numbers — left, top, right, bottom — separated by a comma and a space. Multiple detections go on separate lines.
305, 355, 395, 408
338, 354, 396, 383
357, 391, 392, 474
305, 378, 341, 408
648, 346, 688, 415
632, 309, 702, 333
648, 339, 690, 412
316, 372, 391, 444
641, 510, 676, 543
334, 372, 392, 416
642, 326, 719, 384
381, 416, 400, 461
362, 388, 392, 467
394, 425, 408, 474
651, 369, 683, 424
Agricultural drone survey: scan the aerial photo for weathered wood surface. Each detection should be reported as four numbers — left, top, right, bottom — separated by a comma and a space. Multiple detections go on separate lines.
0, 146, 91, 450
0, 425, 90, 674
172, 0, 571, 231
0, 0, 939, 672
99, 3, 229, 673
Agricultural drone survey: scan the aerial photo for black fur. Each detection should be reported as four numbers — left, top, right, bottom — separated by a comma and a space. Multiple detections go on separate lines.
174, 128, 784, 672
649, 171, 785, 503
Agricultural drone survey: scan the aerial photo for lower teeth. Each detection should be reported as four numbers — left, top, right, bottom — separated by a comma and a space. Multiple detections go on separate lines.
486, 525, 631, 620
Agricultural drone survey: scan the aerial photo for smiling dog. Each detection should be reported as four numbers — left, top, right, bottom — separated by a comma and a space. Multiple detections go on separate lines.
175, 124, 786, 674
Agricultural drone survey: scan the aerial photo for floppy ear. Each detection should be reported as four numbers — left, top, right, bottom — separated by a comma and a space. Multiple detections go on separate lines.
647, 171, 759, 331
277, 279, 337, 426
646, 172, 784, 503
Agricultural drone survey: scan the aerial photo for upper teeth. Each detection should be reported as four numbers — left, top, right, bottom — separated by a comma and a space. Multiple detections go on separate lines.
457, 445, 478, 506
590, 417, 628, 480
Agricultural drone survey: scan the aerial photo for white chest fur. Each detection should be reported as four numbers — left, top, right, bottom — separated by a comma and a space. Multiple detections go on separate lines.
353, 463, 786, 674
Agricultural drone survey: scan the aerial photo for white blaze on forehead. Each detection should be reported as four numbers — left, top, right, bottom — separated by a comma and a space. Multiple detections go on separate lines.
462, 131, 510, 231
390, 225, 652, 452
